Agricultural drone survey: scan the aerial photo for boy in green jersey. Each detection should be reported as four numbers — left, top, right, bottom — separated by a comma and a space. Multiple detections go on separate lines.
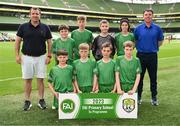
93, 42, 116, 93
73, 43, 96, 93
52, 24, 75, 65
48, 50, 75, 109
115, 41, 141, 95
115, 18, 135, 56
71, 15, 93, 60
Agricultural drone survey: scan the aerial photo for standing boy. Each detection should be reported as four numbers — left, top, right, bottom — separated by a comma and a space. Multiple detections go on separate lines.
92, 20, 116, 61
115, 41, 141, 95
52, 24, 75, 65
73, 43, 96, 93
93, 42, 116, 93
115, 18, 135, 56
48, 50, 75, 109
71, 15, 93, 60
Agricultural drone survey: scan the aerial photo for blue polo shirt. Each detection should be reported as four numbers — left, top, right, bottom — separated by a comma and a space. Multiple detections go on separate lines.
17, 21, 52, 56
134, 22, 164, 53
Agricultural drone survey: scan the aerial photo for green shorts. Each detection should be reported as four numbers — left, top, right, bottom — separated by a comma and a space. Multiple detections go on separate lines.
79, 86, 93, 93
99, 85, 114, 93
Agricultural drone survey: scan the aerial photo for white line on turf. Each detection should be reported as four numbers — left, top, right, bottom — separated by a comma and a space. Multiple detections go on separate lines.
0, 77, 21, 82
0, 56, 179, 82
159, 56, 180, 60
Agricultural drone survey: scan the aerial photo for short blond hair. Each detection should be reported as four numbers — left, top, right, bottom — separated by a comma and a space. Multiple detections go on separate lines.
77, 15, 87, 21
100, 20, 109, 26
79, 43, 89, 50
123, 41, 134, 48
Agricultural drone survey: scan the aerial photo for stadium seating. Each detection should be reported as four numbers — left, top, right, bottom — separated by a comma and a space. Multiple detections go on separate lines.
23, 0, 43, 6
0, 0, 180, 32
1, 0, 180, 14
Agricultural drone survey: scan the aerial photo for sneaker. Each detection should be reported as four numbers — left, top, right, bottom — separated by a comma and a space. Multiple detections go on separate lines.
52, 106, 56, 110
151, 99, 159, 106
38, 99, 46, 109
138, 96, 142, 105
138, 99, 142, 105
23, 100, 32, 111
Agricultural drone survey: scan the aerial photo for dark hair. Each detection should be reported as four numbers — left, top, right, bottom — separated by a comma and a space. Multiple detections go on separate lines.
143, 9, 154, 14
57, 49, 68, 56
101, 42, 112, 50
119, 18, 130, 32
58, 24, 69, 31
29, 7, 41, 14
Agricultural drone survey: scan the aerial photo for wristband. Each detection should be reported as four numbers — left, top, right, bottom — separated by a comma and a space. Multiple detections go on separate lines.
47, 55, 52, 59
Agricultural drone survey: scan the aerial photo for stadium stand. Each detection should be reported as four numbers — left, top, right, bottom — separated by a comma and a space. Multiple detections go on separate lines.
1, 0, 180, 14
0, 0, 180, 33
0, 0, 180, 14
0, 31, 15, 41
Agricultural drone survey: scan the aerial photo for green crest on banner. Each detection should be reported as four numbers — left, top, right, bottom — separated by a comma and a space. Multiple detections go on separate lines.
122, 98, 135, 113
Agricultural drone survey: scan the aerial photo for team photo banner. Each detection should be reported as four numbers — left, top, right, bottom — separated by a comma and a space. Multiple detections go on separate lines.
59, 93, 137, 119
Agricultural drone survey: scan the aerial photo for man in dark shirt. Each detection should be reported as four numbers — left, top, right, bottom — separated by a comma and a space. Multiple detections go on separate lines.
15, 7, 52, 111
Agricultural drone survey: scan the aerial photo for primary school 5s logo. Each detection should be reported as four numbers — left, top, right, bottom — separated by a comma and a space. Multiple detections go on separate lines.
61, 99, 75, 113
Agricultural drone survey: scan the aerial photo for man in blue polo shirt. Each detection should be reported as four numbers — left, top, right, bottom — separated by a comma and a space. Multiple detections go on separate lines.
15, 7, 52, 111
134, 9, 164, 106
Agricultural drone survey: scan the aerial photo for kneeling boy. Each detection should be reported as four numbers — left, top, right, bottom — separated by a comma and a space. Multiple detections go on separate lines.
115, 41, 141, 95
93, 42, 116, 93
48, 50, 75, 109
73, 43, 96, 93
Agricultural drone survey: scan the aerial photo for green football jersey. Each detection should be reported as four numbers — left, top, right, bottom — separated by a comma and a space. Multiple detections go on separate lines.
48, 65, 74, 92
52, 37, 75, 64
73, 59, 96, 87
71, 29, 93, 59
94, 59, 116, 86
48, 65, 74, 109
115, 32, 135, 56
115, 56, 142, 92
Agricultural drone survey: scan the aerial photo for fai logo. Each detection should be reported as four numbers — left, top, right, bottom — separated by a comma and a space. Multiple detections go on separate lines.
122, 98, 135, 113
61, 99, 75, 113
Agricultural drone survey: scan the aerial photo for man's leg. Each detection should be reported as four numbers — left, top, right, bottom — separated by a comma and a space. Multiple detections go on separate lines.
24, 79, 32, 100
137, 53, 147, 102
147, 54, 158, 105
36, 55, 47, 109
21, 55, 34, 111
37, 78, 44, 99
138, 63, 146, 99
37, 78, 46, 109
23, 79, 32, 111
